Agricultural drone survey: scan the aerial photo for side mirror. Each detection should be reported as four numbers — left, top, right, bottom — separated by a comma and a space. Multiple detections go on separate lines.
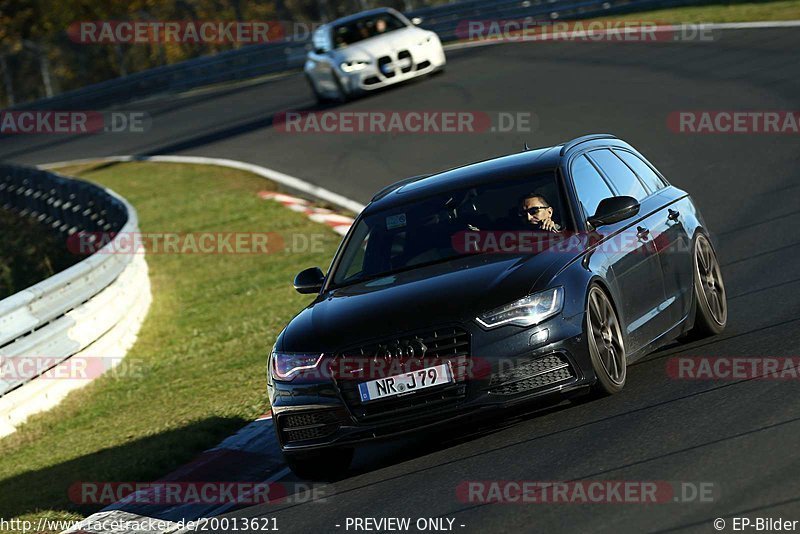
293, 267, 325, 294
411, 17, 423, 25
587, 196, 640, 227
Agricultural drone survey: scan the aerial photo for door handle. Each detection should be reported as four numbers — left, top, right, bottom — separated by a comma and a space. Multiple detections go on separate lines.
636, 226, 650, 239
668, 209, 680, 221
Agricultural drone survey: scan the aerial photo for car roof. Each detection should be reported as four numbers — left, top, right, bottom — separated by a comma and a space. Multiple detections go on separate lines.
367, 134, 636, 213
365, 146, 559, 212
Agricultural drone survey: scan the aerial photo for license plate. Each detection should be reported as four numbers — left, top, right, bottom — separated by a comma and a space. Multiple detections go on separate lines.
358, 363, 452, 402
396, 57, 412, 70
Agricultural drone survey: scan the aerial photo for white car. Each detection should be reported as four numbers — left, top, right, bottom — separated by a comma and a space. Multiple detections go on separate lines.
304, 8, 446, 102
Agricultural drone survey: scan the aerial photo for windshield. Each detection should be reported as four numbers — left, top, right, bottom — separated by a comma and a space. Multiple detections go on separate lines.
332, 12, 407, 49
331, 172, 566, 287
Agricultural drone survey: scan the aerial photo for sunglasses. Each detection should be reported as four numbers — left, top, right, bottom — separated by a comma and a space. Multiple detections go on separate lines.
520, 206, 550, 216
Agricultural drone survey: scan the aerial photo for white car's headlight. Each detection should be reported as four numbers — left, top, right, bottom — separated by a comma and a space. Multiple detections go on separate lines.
271, 351, 324, 380
476, 288, 564, 329
340, 60, 371, 73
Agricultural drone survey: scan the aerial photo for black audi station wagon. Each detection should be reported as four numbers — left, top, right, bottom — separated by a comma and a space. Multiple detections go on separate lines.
268, 134, 727, 478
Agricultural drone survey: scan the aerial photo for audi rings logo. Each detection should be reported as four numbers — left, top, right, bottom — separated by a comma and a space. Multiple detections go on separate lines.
375, 337, 428, 362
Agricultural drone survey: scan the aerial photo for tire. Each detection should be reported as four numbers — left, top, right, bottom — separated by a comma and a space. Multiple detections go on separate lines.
331, 72, 350, 103
284, 448, 354, 481
585, 285, 627, 395
687, 233, 727, 337
305, 74, 328, 105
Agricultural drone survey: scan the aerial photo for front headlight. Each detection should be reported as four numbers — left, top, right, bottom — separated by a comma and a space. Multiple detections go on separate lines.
476, 287, 564, 329
271, 351, 324, 380
340, 60, 370, 73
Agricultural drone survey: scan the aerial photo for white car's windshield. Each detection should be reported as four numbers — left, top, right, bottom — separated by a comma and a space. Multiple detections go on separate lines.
332, 13, 407, 49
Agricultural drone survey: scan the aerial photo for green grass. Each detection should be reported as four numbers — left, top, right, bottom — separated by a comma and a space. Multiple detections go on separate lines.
0, 162, 341, 531
605, 0, 800, 23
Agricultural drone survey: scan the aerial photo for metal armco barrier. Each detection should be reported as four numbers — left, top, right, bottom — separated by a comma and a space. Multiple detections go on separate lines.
0, 165, 151, 436
12, 0, 702, 111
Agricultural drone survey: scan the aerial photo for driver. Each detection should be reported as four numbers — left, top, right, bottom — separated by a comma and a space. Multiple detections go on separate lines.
520, 193, 561, 232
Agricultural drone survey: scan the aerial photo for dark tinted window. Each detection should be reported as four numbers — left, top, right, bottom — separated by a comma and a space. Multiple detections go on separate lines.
570, 155, 614, 219
332, 13, 406, 48
589, 149, 648, 200
614, 150, 667, 192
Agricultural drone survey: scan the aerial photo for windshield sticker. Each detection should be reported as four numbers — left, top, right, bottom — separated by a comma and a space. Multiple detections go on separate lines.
386, 213, 407, 230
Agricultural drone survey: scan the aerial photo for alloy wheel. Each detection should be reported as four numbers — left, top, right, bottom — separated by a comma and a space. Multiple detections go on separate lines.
587, 286, 626, 387
695, 234, 727, 326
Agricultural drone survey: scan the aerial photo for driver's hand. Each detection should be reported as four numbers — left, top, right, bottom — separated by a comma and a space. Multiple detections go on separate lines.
540, 218, 558, 232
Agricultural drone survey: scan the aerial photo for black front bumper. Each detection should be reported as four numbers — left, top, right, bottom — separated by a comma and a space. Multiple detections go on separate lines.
269, 313, 595, 452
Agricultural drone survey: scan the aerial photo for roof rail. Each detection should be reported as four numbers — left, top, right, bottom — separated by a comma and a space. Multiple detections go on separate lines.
371, 174, 431, 202
559, 134, 617, 156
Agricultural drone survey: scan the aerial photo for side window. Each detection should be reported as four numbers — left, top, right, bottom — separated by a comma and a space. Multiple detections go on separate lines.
312, 27, 332, 53
570, 155, 614, 220
588, 149, 649, 200
614, 150, 667, 192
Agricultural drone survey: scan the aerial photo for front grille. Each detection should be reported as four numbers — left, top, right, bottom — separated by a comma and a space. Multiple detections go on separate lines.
488, 353, 575, 395
280, 410, 347, 444
285, 426, 332, 442
335, 326, 470, 423
378, 56, 395, 78
397, 50, 413, 73
284, 411, 340, 428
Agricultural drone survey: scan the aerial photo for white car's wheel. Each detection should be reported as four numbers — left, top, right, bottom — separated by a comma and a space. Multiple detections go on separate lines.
331, 73, 350, 103
305, 74, 328, 104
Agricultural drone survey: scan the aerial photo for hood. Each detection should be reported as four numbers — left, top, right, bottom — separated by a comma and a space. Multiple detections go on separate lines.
279, 250, 573, 353
334, 27, 430, 61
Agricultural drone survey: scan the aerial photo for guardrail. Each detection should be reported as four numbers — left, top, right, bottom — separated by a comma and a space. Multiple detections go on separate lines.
13, 0, 702, 111
0, 165, 151, 436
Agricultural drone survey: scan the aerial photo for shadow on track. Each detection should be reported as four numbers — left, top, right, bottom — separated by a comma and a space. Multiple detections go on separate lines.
0, 416, 247, 520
